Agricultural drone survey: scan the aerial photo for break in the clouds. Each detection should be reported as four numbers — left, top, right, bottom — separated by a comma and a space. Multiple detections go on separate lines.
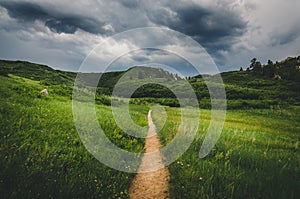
0, 0, 300, 75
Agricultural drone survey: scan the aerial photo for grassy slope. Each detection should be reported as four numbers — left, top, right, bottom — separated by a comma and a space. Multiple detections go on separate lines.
152, 107, 300, 199
1, 58, 299, 109
0, 60, 76, 85
0, 74, 148, 198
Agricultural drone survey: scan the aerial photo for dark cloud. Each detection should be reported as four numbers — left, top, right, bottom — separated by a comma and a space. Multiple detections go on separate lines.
130, 54, 150, 62
0, 1, 110, 35
119, 0, 139, 8
271, 26, 300, 46
1, 0, 298, 74
146, 3, 247, 54
0, 1, 48, 21
45, 17, 107, 34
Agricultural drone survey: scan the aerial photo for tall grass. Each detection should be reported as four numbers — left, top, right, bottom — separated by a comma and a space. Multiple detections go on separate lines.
0, 75, 147, 198
152, 106, 300, 199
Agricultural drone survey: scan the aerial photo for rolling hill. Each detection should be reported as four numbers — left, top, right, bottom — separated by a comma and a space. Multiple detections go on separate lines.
0, 56, 299, 109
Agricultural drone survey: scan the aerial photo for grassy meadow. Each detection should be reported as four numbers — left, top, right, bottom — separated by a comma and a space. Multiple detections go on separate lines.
152, 106, 299, 199
0, 59, 299, 198
0, 74, 148, 198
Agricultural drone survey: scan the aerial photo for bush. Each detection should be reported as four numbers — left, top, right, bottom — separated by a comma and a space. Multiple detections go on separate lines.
95, 95, 111, 106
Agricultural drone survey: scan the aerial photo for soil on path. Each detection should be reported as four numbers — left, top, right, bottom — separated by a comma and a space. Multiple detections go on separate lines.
129, 110, 170, 199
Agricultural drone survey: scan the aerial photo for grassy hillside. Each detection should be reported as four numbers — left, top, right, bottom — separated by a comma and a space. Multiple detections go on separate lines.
1, 57, 299, 109
0, 60, 76, 85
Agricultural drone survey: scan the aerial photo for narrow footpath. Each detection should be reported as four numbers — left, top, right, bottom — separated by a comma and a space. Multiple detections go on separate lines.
129, 110, 170, 199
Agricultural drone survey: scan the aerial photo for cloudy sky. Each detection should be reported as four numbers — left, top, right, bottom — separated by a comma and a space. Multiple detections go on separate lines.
0, 0, 299, 76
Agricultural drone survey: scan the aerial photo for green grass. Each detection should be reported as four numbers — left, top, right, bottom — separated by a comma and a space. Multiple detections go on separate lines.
2, 59, 299, 109
152, 107, 300, 199
0, 75, 148, 198
1, 66, 299, 198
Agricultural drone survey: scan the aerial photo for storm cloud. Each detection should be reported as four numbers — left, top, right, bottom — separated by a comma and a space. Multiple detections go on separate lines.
0, 1, 111, 34
147, 3, 246, 45
0, 0, 299, 74
0, 0, 247, 49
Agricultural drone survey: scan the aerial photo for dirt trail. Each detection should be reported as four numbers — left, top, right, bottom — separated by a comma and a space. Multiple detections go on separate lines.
129, 110, 170, 199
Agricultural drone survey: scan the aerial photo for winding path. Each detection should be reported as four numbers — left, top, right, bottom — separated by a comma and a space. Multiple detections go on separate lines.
129, 110, 170, 199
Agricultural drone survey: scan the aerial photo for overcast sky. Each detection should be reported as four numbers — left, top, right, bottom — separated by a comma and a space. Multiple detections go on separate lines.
0, 0, 300, 76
